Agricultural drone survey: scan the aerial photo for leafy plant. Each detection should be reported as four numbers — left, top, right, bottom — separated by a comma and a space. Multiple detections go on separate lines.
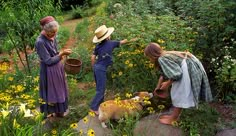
179, 104, 219, 136
0, 0, 62, 73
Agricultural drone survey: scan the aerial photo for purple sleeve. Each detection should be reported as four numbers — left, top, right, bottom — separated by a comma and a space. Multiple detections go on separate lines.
112, 40, 120, 48
35, 40, 61, 66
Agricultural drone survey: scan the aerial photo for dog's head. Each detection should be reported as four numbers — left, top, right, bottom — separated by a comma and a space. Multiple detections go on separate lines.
133, 91, 153, 101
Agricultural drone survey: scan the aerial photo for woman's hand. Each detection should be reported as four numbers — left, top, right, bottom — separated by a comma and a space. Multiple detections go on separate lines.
160, 80, 173, 90
62, 49, 72, 55
59, 49, 72, 58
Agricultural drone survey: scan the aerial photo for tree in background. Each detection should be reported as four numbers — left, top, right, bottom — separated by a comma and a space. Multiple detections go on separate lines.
0, 0, 61, 73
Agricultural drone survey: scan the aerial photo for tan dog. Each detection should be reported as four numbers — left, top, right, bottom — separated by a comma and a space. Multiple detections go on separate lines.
98, 91, 153, 128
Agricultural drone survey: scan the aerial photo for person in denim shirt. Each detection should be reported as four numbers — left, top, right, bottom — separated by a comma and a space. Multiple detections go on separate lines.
90, 25, 128, 115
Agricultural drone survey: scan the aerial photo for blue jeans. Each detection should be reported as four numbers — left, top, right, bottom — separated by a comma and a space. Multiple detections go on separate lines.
90, 64, 107, 111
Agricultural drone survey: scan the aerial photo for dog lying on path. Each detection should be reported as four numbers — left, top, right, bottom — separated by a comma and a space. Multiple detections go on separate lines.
98, 91, 153, 128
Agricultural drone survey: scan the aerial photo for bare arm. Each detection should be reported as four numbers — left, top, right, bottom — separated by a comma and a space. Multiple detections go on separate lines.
120, 39, 128, 45
160, 79, 173, 90
156, 75, 164, 89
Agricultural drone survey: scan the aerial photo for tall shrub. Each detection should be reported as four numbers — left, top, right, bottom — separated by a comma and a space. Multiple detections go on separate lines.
91, 1, 196, 92
0, 0, 61, 73
173, 0, 236, 100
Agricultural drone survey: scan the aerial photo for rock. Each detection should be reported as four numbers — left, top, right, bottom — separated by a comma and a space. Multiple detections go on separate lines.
133, 114, 184, 136
216, 128, 236, 136
75, 113, 184, 136
75, 115, 113, 136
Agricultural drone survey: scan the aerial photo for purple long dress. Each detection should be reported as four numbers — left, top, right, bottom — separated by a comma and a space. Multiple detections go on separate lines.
35, 34, 68, 116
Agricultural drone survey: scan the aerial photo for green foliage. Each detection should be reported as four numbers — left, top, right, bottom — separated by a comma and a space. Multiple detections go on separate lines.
75, 18, 91, 42
107, 0, 171, 16
57, 26, 71, 50
71, 5, 84, 19
0, 102, 45, 136
109, 113, 141, 136
0, 0, 62, 73
91, 2, 196, 92
179, 104, 219, 136
173, 0, 236, 101
0, 38, 14, 54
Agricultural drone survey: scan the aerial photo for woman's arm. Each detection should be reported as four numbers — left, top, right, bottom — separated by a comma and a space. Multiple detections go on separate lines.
156, 75, 164, 89
160, 79, 173, 90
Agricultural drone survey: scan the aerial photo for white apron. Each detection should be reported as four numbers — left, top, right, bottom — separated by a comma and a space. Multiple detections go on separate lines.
171, 59, 195, 108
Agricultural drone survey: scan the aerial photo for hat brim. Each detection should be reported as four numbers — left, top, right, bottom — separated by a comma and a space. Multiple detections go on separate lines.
93, 27, 114, 43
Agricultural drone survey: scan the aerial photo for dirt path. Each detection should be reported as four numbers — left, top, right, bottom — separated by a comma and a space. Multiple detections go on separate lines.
61, 18, 95, 90
61, 18, 81, 49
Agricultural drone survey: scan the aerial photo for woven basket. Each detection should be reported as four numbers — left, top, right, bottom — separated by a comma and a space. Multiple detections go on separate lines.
64, 58, 82, 75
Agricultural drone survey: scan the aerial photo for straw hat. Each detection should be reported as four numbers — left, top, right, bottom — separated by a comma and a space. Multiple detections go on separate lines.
93, 25, 114, 43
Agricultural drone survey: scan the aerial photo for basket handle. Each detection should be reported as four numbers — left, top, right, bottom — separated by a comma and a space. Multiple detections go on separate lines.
67, 51, 81, 59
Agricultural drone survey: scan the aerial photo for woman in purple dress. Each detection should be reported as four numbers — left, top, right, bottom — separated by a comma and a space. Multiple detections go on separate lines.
35, 16, 72, 119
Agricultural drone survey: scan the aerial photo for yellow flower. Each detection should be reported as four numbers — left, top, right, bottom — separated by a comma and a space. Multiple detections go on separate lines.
147, 107, 155, 114
34, 86, 39, 91
10, 85, 16, 89
118, 71, 123, 76
79, 129, 83, 135
8, 77, 14, 81
125, 60, 130, 65
144, 96, 150, 100
16, 85, 25, 93
87, 129, 95, 136
157, 39, 165, 44
149, 63, 154, 68
51, 129, 57, 135
157, 105, 165, 110
83, 117, 88, 123
31, 109, 39, 115
38, 98, 46, 104
33, 76, 39, 82
1, 109, 10, 118
70, 123, 78, 129
128, 63, 133, 68
114, 97, 121, 104
89, 111, 95, 117
171, 121, 178, 127
13, 119, 21, 128
143, 100, 151, 105
125, 93, 132, 98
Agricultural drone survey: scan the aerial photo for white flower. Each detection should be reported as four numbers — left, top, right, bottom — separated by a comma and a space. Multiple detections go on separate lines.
19, 103, 26, 113
24, 109, 33, 117
114, 3, 122, 8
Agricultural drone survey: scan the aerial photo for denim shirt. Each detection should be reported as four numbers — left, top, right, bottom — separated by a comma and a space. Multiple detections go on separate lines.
93, 40, 120, 67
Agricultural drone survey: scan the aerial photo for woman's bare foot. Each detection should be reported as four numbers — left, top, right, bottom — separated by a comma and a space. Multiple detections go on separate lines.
159, 116, 178, 125
159, 107, 182, 125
